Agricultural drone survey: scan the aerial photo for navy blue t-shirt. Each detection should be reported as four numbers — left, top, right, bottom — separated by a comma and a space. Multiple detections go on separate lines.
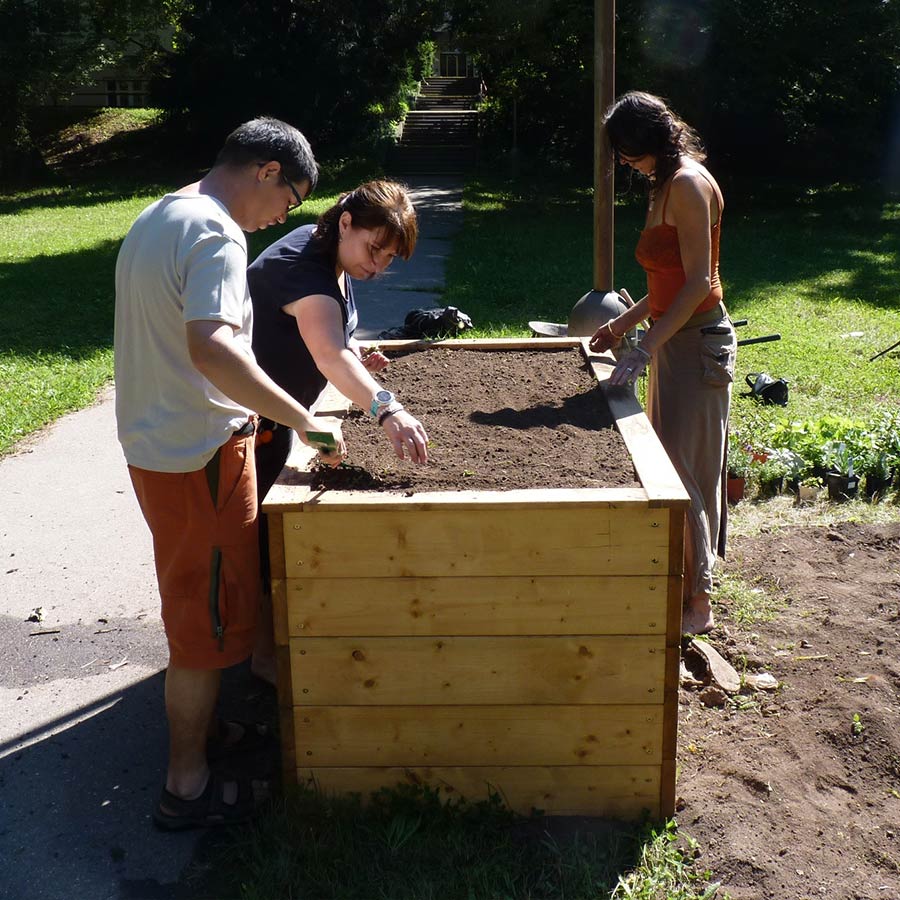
248, 224, 358, 410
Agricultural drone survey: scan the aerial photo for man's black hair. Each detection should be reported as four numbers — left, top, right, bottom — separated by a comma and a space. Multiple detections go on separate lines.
215, 117, 318, 193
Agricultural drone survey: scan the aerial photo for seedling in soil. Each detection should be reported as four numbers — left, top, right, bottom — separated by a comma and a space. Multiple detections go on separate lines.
852, 712, 865, 736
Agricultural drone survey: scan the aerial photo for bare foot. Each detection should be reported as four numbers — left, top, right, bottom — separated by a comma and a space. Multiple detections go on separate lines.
682, 595, 714, 635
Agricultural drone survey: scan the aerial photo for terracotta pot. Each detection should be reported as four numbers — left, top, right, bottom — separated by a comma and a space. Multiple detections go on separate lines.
826, 472, 859, 502
726, 476, 746, 504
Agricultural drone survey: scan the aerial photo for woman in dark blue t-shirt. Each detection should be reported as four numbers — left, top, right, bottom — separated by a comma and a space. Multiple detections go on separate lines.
247, 180, 429, 678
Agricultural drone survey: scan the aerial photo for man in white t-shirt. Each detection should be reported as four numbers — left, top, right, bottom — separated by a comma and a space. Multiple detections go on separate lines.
114, 117, 345, 831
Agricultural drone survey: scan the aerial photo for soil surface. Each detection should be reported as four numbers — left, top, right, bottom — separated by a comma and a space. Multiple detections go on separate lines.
311, 347, 637, 492
679, 518, 900, 899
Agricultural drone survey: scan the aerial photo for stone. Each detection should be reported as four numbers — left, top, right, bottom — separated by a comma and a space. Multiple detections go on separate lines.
700, 686, 729, 707
745, 672, 780, 691
688, 638, 742, 694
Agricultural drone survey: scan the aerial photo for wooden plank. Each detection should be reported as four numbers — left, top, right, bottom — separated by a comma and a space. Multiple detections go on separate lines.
285, 574, 669, 636
267, 511, 289, 647
580, 342, 690, 508
290, 635, 667, 705
277, 645, 298, 786
293, 705, 663, 767
659, 758, 676, 818
264, 484, 651, 512
311, 382, 351, 418
281, 507, 672, 578
298, 765, 661, 818
372, 337, 582, 351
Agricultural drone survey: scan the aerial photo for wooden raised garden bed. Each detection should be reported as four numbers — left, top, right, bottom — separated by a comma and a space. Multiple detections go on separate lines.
262, 337, 689, 819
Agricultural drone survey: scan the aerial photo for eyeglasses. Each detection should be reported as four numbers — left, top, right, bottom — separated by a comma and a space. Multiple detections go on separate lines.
281, 173, 304, 211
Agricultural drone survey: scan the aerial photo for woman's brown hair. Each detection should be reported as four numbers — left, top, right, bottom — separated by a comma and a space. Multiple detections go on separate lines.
604, 91, 706, 195
313, 179, 418, 265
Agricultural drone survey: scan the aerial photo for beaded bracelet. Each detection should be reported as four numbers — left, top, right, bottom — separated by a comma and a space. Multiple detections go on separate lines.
377, 403, 404, 426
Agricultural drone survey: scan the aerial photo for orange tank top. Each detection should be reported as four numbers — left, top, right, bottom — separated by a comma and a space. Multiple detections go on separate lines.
635, 169, 723, 321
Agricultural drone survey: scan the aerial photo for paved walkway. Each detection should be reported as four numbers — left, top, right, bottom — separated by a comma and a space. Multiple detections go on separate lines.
0, 177, 462, 900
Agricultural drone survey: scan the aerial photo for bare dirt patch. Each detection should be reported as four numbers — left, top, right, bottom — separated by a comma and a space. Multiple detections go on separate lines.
312, 347, 638, 492
679, 517, 900, 899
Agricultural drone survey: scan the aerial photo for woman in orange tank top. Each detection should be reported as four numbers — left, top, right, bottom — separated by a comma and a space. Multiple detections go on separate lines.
589, 92, 736, 636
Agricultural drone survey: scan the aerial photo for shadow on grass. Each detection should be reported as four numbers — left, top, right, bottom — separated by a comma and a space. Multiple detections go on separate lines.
0, 214, 324, 361
200, 783, 657, 900
0, 238, 122, 359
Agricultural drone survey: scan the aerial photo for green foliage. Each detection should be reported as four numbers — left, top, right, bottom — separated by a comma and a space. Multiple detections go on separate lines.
0, 0, 177, 182
726, 435, 752, 479
611, 820, 721, 900
449, 0, 900, 178
153, 0, 441, 160
713, 572, 783, 627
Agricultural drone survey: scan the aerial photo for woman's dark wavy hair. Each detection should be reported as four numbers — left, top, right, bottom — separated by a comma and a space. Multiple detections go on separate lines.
313, 180, 418, 268
604, 92, 705, 195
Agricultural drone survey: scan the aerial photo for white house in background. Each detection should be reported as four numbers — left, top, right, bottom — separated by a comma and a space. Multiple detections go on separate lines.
59, 70, 150, 107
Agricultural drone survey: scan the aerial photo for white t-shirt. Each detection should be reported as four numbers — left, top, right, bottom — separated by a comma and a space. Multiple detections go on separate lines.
114, 193, 254, 472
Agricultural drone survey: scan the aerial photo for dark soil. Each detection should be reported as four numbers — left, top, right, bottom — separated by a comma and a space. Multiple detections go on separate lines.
311, 347, 638, 492
680, 518, 900, 899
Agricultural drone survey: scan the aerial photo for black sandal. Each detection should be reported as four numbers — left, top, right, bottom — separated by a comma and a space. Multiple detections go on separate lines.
153, 772, 267, 831
207, 719, 273, 762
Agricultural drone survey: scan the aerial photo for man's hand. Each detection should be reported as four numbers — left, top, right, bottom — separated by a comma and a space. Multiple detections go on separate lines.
381, 410, 429, 463
299, 420, 347, 467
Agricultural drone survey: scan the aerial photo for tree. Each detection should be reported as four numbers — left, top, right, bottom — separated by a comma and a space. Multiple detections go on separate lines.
0, 0, 177, 183
154, 0, 441, 161
448, 0, 900, 178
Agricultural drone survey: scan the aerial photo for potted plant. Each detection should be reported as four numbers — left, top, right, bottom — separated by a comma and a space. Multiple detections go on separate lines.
726, 438, 752, 504
822, 440, 859, 502
859, 448, 893, 501
754, 455, 790, 499
796, 474, 821, 504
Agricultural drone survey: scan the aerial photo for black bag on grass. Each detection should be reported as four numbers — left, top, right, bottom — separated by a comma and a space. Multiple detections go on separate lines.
744, 372, 789, 406
378, 306, 474, 340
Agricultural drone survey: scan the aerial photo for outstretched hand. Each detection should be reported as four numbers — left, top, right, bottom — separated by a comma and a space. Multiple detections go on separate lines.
382, 409, 429, 463
608, 347, 651, 387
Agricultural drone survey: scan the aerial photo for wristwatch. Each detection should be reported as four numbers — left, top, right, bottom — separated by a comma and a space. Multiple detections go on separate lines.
369, 389, 396, 417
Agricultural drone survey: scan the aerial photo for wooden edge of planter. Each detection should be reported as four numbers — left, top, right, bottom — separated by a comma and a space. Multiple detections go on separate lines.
580, 341, 690, 509
264, 484, 654, 512
266, 511, 298, 785
366, 336, 583, 351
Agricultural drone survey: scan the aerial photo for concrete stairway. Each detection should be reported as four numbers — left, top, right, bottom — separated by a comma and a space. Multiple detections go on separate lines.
389, 76, 480, 175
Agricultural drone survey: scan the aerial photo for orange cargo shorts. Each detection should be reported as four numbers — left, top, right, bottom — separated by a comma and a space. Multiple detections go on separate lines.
129, 428, 261, 669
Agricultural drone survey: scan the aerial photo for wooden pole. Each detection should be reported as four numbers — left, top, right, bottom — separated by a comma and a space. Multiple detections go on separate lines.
594, 0, 615, 292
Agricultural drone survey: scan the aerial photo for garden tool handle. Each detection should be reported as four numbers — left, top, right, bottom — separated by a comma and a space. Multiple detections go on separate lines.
736, 334, 781, 347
